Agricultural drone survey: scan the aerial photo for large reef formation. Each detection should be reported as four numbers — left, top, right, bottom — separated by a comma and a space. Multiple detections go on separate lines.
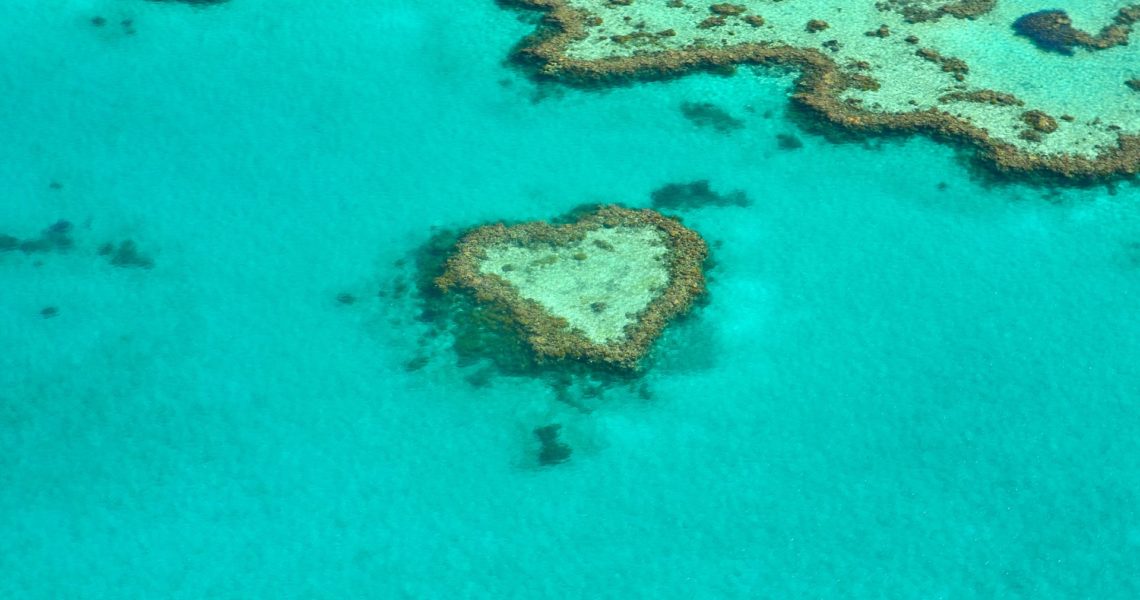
501, 0, 1140, 182
436, 205, 707, 370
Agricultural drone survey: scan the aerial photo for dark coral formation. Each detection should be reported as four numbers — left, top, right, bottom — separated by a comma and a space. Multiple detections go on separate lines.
1013, 10, 1079, 54
939, 0, 997, 20
709, 3, 746, 17
698, 16, 725, 29
437, 205, 708, 370
1021, 110, 1058, 134
500, 0, 1140, 181
650, 180, 750, 210
866, 24, 891, 38
534, 424, 572, 465
805, 19, 830, 33
1013, 8, 1140, 55
915, 47, 969, 78
776, 132, 804, 150
97, 240, 155, 269
680, 101, 744, 133
878, 0, 997, 24
743, 15, 765, 28
1, 220, 75, 255
939, 89, 1024, 107
2, 221, 162, 272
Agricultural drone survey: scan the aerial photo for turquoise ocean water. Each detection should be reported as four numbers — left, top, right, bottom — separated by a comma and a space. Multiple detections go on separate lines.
2, 1, 1139, 597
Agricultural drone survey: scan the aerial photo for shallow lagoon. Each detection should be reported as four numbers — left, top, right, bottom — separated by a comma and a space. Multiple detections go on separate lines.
2, 1, 1139, 597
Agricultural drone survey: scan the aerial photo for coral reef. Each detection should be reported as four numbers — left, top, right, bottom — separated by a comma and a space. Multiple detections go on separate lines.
437, 205, 707, 369
939, 89, 1023, 107
710, 4, 747, 18
380, 225, 697, 411
98, 240, 155, 269
806, 19, 830, 33
1012, 8, 1139, 55
2, 221, 158, 269
650, 180, 750, 210
679, 101, 745, 133
776, 132, 804, 150
534, 424, 573, 465
500, 0, 1140, 181
0, 220, 75, 255
878, 0, 997, 24
1022, 110, 1058, 134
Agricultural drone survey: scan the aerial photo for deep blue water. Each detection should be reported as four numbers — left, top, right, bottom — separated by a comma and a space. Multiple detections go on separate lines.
2, 1, 1139, 597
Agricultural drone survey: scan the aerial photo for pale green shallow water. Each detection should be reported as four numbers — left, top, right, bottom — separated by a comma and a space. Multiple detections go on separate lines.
1, 1, 1139, 598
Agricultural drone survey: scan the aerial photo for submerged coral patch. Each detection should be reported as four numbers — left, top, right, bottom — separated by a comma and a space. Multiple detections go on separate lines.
437, 205, 707, 369
97, 240, 155, 269
1, 221, 158, 272
1, 220, 75, 255
534, 424, 572, 465
680, 101, 745, 133
776, 132, 804, 150
650, 180, 750, 210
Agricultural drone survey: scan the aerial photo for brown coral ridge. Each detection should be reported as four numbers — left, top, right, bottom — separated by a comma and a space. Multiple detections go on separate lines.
1021, 110, 1058, 134
915, 47, 969, 79
878, 0, 997, 24
500, 0, 1140, 181
436, 205, 708, 370
938, 89, 1024, 107
1013, 7, 1140, 55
